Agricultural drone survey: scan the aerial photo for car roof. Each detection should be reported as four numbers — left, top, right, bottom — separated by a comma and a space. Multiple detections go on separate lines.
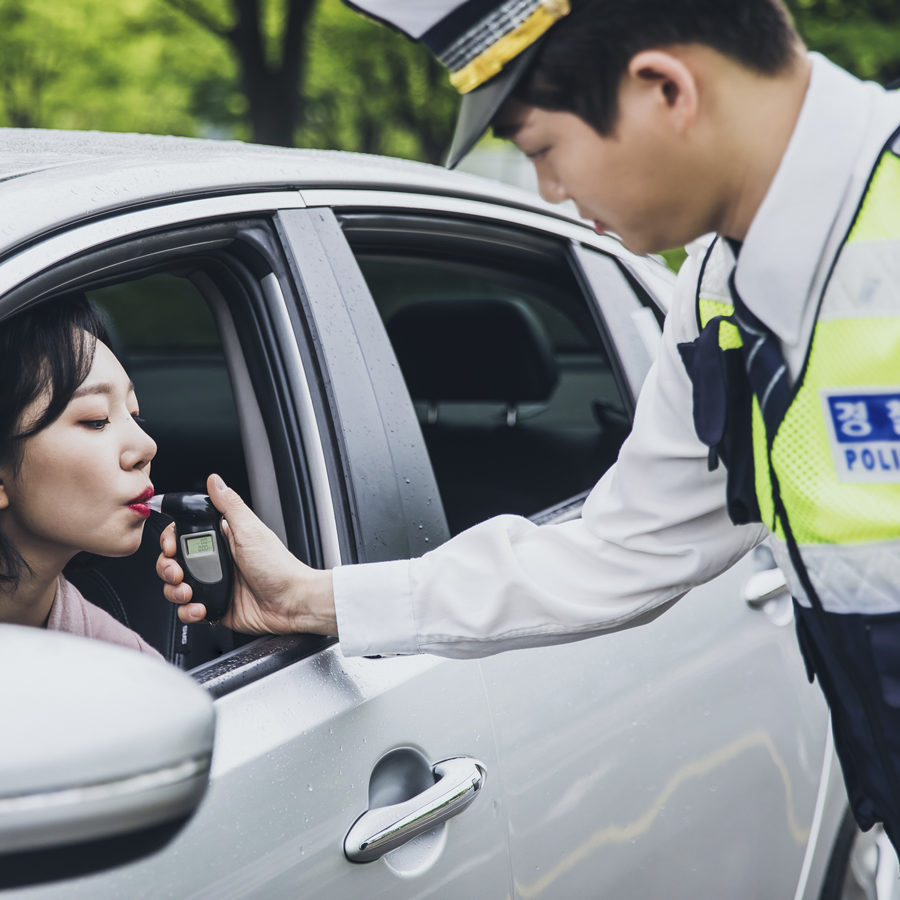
0, 129, 586, 242
0, 129, 675, 308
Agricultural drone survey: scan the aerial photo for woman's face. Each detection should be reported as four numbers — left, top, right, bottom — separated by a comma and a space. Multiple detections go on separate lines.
0, 339, 157, 567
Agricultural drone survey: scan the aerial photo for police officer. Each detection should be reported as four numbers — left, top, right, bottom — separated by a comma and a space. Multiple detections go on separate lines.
159, 0, 900, 849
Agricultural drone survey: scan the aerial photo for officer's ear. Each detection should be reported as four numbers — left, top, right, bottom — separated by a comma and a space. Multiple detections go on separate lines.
622, 49, 700, 136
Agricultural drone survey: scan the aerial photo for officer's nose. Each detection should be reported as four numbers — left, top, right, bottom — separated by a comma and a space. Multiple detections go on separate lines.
537, 171, 569, 206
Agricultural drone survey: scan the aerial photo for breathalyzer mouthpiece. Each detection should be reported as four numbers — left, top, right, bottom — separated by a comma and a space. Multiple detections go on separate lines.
149, 492, 220, 522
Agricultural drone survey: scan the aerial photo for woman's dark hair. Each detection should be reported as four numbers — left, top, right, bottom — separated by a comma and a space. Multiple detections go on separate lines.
508, 0, 800, 136
0, 296, 110, 587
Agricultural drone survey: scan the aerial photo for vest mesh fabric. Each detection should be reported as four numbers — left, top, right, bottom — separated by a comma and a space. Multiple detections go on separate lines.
771, 146, 900, 548
773, 320, 900, 545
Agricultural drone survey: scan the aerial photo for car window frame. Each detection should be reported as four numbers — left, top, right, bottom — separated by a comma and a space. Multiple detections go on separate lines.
276, 207, 451, 565
0, 198, 341, 695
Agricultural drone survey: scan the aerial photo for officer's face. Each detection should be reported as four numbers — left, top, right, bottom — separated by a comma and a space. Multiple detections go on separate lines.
501, 77, 716, 256
498, 46, 791, 255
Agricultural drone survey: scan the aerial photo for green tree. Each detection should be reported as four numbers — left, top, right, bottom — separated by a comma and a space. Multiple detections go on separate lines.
0, 0, 64, 128
787, 0, 900, 85
158, 0, 457, 160
300, 0, 457, 163
159, 0, 315, 146
0, 0, 240, 137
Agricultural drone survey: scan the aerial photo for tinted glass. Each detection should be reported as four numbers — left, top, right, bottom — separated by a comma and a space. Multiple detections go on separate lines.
356, 248, 630, 534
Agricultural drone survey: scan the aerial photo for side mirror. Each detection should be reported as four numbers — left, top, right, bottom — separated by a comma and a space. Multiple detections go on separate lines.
0, 624, 214, 887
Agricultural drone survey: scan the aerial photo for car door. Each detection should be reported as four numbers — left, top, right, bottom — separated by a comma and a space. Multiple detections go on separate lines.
480, 245, 831, 899
0, 197, 511, 899
312, 194, 832, 899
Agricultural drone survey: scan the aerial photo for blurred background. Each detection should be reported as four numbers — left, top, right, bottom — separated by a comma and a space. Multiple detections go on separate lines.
1, 0, 899, 268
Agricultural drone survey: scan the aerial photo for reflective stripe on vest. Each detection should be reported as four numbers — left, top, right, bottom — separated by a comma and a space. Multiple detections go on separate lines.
695, 137, 900, 614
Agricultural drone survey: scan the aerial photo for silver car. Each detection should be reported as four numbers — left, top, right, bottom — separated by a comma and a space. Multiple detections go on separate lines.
0, 130, 877, 899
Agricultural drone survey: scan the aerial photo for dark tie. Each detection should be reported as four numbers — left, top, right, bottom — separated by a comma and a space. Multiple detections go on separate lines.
728, 271, 792, 439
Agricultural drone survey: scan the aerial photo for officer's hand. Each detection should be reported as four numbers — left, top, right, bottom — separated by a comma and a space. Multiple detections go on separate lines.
156, 474, 337, 636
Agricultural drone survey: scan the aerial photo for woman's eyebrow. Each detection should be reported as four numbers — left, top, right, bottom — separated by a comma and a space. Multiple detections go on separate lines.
72, 380, 135, 399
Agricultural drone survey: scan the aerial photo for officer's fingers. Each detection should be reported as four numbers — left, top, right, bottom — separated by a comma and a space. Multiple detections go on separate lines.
156, 552, 184, 585
178, 602, 207, 624
164, 581, 193, 605
160, 522, 178, 558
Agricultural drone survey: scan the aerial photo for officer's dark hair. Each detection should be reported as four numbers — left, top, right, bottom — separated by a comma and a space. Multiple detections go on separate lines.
500, 0, 800, 137
0, 296, 110, 587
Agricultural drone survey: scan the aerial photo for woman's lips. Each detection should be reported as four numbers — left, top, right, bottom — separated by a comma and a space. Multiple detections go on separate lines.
127, 485, 154, 518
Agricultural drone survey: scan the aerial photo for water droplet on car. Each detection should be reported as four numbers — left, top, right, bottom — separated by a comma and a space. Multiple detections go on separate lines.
308, 784, 313, 791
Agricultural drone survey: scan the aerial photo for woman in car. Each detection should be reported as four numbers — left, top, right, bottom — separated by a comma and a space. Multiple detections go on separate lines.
0, 296, 161, 657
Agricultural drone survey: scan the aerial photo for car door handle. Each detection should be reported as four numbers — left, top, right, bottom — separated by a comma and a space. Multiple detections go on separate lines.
744, 568, 789, 610
344, 757, 486, 863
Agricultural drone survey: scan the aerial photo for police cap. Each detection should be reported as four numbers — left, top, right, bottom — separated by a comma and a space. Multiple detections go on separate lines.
342, 0, 572, 167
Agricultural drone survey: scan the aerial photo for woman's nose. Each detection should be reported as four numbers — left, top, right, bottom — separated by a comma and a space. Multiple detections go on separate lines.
122, 420, 157, 471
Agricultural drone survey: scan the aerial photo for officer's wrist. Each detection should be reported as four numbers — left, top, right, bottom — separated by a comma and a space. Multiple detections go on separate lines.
287, 565, 337, 637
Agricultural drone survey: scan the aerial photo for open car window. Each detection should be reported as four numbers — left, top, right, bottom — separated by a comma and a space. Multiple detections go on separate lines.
54, 272, 251, 669
89, 273, 251, 500
16, 217, 331, 685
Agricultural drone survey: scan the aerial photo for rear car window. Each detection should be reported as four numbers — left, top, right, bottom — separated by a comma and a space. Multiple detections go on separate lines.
354, 242, 631, 534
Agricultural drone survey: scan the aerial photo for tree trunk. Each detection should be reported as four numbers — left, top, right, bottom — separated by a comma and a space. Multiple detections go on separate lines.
227, 0, 316, 147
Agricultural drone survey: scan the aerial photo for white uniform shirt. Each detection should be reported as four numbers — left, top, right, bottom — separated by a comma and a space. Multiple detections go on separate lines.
333, 53, 900, 659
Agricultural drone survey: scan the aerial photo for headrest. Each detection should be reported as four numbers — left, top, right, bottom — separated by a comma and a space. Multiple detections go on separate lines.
387, 298, 558, 405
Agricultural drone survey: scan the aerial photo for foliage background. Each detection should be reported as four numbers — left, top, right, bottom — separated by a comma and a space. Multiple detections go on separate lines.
0, 0, 897, 174
0, 0, 459, 163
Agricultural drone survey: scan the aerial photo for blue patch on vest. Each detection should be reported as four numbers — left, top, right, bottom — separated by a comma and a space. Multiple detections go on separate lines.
822, 389, 900, 482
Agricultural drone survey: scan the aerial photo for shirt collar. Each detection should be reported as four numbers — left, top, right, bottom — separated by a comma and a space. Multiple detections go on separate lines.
734, 53, 877, 346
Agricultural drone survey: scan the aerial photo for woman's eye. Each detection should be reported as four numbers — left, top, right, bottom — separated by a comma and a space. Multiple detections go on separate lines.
132, 414, 145, 424
81, 418, 110, 431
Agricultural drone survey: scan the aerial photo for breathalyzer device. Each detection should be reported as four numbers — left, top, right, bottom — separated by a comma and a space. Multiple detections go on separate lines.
147, 493, 233, 624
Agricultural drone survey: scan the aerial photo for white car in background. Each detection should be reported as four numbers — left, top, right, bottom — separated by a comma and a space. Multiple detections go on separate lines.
0, 130, 879, 899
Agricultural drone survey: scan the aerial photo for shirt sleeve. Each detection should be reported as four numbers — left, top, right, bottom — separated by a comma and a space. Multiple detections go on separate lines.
332, 245, 767, 659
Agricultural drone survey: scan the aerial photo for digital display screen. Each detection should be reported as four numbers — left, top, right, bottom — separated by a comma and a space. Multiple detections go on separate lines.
185, 534, 215, 557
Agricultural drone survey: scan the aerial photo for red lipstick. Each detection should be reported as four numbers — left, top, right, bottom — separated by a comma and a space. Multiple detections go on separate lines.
127, 485, 155, 519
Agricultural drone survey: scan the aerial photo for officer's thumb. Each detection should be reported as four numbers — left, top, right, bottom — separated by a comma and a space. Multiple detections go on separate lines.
207, 473, 253, 553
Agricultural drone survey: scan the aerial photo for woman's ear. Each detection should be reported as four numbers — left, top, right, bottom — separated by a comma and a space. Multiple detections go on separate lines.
625, 49, 700, 135
0, 474, 10, 512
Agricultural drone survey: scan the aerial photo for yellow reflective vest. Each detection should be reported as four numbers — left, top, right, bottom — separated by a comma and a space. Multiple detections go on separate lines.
696, 135, 900, 614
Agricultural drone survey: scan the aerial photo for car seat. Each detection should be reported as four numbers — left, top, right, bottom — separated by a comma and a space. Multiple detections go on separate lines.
388, 297, 619, 533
